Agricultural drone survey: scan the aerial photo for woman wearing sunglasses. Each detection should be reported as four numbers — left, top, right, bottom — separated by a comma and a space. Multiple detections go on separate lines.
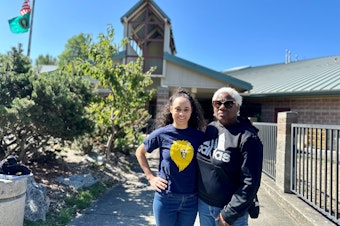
197, 87, 263, 226
135, 88, 206, 226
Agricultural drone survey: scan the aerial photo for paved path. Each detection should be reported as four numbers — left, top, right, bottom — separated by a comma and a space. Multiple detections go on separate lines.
67, 151, 299, 226
248, 181, 297, 226
67, 152, 158, 226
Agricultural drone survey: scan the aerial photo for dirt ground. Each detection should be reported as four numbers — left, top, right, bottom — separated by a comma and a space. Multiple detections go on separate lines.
26, 147, 136, 221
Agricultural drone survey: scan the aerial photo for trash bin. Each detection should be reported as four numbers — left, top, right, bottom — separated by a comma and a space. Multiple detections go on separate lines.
0, 174, 29, 226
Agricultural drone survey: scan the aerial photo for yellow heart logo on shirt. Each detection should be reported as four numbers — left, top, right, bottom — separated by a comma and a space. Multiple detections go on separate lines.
170, 140, 194, 172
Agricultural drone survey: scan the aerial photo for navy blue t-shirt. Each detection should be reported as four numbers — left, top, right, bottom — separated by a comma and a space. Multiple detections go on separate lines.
144, 124, 204, 194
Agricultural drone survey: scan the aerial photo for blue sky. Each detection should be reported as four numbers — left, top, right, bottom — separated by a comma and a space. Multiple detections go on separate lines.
1, 0, 340, 71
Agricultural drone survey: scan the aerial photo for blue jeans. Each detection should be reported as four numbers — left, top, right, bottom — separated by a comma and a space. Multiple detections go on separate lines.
198, 198, 248, 226
153, 192, 198, 226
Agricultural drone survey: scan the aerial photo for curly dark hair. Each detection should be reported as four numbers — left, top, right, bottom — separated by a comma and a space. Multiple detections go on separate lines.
155, 88, 206, 131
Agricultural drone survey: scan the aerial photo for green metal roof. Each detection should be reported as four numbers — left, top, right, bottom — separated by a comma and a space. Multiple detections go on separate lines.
113, 51, 125, 60
225, 55, 340, 97
164, 52, 252, 91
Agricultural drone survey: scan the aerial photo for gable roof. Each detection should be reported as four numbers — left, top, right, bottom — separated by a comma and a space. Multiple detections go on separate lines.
164, 52, 252, 91
121, 0, 171, 22
121, 0, 176, 54
225, 55, 340, 97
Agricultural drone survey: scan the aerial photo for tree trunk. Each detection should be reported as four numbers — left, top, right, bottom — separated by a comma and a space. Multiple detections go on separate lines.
106, 110, 117, 160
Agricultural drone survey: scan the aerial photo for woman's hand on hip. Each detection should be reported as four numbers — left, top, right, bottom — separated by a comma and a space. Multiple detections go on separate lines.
149, 176, 168, 192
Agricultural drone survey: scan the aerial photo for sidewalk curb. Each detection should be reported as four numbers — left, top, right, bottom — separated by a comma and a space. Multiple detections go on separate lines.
260, 174, 337, 226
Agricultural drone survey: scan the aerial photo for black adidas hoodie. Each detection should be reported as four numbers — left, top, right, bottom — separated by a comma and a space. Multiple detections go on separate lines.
197, 117, 263, 225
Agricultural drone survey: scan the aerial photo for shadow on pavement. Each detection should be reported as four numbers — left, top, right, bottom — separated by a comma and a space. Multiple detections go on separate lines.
67, 155, 157, 226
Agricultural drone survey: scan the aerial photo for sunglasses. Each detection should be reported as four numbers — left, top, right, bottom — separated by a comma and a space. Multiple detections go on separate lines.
212, 100, 236, 109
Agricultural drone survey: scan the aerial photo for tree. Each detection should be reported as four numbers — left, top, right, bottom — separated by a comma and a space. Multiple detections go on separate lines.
74, 25, 155, 156
0, 43, 31, 74
0, 46, 95, 161
58, 33, 90, 67
0, 46, 32, 160
35, 54, 57, 65
30, 70, 94, 140
0, 44, 32, 107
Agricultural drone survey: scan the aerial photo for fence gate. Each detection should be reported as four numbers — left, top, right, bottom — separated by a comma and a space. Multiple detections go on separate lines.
291, 123, 340, 225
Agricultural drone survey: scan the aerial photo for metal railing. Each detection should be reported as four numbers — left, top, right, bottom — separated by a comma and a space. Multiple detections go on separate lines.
253, 122, 277, 180
291, 124, 340, 224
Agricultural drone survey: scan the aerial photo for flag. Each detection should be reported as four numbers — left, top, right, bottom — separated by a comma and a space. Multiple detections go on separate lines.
8, 12, 30, 34
20, 0, 31, 15
8, 0, 31, 34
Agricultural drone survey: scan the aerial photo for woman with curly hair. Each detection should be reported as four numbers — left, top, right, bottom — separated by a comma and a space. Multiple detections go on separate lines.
135, 88, 206, 226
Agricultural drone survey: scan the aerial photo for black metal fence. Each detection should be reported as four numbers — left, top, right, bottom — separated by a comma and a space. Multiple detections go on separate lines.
253, 121, 340, 224
253, 122, 277, 180
291, 124, 340, 225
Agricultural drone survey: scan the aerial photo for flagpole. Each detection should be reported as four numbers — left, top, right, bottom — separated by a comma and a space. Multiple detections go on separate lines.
27, 0, 35, 57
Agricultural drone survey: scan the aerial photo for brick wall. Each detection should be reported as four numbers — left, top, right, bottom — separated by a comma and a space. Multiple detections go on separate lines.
244, 96, 340, 125
156, 86, 169, 114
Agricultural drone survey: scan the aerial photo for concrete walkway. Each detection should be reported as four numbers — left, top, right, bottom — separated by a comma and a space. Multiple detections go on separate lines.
67, 152, 335, 226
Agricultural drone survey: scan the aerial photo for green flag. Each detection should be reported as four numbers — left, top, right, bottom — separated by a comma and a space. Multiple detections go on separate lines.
8, 12, 30, 34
